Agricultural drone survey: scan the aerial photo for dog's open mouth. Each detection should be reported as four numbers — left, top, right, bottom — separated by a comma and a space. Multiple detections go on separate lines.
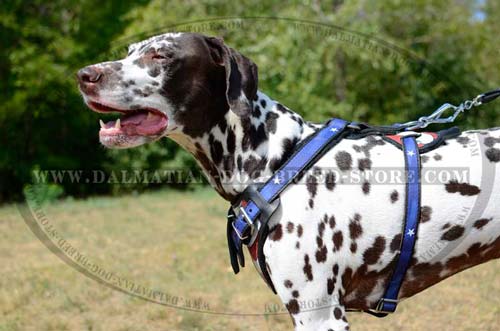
89, 102, 168, 137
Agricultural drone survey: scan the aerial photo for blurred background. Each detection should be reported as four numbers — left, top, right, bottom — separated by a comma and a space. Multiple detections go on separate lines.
1, 0, 500, 203
1, 1, 499, 331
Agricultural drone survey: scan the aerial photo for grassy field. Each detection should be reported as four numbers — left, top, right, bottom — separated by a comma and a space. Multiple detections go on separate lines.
0, 188, 498, 331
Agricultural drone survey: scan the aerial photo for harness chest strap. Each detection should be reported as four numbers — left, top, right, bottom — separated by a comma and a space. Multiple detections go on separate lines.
371, 133, 421, 316
227, 119, 422, 316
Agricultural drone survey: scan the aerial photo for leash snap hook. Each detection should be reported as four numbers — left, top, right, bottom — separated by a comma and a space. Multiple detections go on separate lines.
427, 102, 458, 121
400, 88, 500, 131
406, 103, 458, 131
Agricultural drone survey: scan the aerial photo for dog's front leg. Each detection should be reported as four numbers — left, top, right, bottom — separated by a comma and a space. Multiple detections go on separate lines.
291, 306, 350, 331
271, 266, 350, 331
280, 290, 350, 331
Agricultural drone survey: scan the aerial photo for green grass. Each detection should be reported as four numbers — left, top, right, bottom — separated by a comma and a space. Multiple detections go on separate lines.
0, 188, 498, 331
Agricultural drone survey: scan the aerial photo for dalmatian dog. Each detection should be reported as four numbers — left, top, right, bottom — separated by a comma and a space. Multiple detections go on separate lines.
77, 32, 500, 330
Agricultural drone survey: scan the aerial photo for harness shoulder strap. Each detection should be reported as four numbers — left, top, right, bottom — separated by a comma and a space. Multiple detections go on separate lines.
227, 118, 350, 291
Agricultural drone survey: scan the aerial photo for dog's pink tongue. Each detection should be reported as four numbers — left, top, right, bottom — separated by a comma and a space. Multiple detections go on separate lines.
134, 112, 167, 135
121, 112, 148, 125
100, 112, 167, 136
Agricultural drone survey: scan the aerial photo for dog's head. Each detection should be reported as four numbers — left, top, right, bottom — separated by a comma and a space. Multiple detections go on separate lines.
77, 33, 258, 148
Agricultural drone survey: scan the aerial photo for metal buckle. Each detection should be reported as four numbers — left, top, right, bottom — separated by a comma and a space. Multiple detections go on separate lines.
231, 221, 248, 240
230, 206, 255, 241
239, 206, 255, 232
374, 298, 398, 313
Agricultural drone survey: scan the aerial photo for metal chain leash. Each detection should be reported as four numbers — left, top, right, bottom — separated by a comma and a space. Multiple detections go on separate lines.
398, 88, 500, 131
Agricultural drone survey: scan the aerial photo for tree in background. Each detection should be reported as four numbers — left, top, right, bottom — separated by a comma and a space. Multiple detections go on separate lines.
1, 0, 499, 203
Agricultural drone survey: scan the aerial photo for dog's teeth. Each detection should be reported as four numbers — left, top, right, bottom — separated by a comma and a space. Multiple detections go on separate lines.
147, 112, 153, 120
115, 118, 121, 129
99, 120, 105, 128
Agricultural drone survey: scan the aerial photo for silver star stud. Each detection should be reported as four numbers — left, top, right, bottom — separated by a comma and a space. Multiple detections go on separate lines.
407, 150, 415, 157
330, 127, 338, 133
407, 228, 415, 237
273, 177, 282, 185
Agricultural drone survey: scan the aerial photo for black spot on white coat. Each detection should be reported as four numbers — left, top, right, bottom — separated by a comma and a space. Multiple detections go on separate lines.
336, 151, 352, 171
445, 180, 481, 196
441, 225, 465, 241
486, 148, 500, 162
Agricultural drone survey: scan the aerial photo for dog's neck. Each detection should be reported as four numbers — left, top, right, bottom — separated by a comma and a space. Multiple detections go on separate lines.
168, 91, 317, 201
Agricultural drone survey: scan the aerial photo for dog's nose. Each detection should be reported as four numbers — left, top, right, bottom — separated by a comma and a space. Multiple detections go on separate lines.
77, 66, 102, 84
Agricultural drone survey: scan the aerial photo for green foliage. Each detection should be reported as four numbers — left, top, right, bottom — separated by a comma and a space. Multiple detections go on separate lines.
1, 0, 499, 202
23, 183, 64, 205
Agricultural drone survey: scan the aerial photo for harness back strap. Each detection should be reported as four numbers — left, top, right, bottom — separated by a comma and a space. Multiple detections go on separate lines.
373, 134, 422, 315
228, 118, 349, 291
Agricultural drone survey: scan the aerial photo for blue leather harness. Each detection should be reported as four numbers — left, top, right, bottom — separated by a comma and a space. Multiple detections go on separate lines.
375, 133, 421, 315
227, 118, 425, 316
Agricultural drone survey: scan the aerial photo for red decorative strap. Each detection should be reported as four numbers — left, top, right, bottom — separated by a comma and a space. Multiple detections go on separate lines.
385, 132, 438, 148
249, 239, 259, 261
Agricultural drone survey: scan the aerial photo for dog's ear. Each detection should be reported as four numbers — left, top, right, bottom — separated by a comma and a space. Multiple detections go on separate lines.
205, 36, 258, 117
